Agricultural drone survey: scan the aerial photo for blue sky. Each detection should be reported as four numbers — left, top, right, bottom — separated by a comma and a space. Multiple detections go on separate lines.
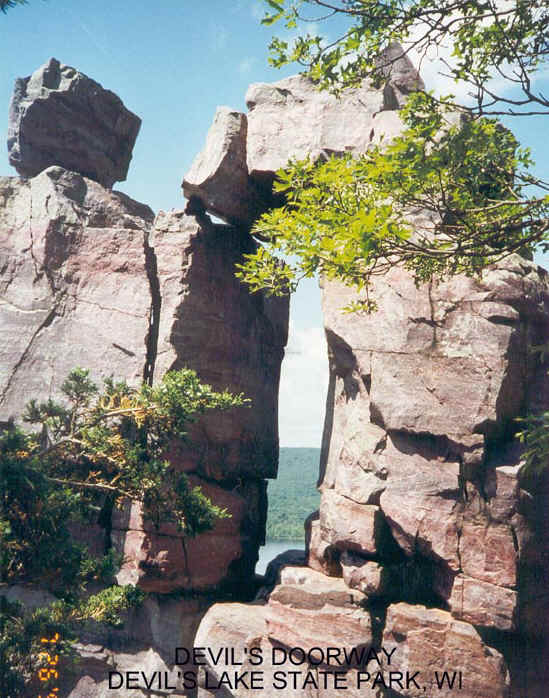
1, 1, 548, 446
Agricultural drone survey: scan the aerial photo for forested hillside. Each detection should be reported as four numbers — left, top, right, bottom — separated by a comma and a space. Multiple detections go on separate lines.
266, 447, 321, 540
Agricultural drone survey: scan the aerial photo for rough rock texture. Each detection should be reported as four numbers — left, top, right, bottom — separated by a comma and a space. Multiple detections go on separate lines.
5, 53, 549, 698
1, 58, 292, 696
340, 552, 388, 597
191, 48, 548, 698
305, 511, 341, 577
319, 490, 385, 555
246, 76, 400, 182
197, 251, 549, 696
4, 584, 208, 697
182, 107, 268, 228
112, 479, 266, 593
8, 58, 140, 188
266, 566, 371, 652
151, 210, 288, 481
0, 166, 155, 421
0, 170, 288, 598
311, 258, 549, 697
382, 603, 510, 697
182, 45, 423, 229
0, 177, 288, 693
245, 44, 423, 183
195, 569, 377, 698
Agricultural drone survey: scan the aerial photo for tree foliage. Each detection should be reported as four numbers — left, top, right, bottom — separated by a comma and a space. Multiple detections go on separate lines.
518, 410, 549, 477
0, 367, 246, 695
261, 0, 549, 115
0, 0, 26, 13
237, 1, 549, 306
238, 93, 548, 308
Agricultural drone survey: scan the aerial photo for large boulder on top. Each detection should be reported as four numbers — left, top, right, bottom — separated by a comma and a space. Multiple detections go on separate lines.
182, 43, 423, 229
8, 58, 140, 188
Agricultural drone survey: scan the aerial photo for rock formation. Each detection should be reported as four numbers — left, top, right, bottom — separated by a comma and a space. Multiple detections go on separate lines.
182, 43, 423, 228
196, 256, 549, 698
2, 46, 548, 698
186, 50, 549, 698
183, 108, 267, 228
0, 166, 155, 421
8, 58, 141, 188
313, 260, 549, 696
1, 63, 288, 695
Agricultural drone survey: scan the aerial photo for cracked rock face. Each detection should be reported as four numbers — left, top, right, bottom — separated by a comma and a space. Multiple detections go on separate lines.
195, 255, 549, 698
0, 166, 155, 420
0, 170, 288, 597
309, 257, 549, 696
245, 72, 408, 182
4, 53, 549, 697
182, 107, 269, 228
182, 44, 423, 230
8, 58, 141, 188
151, 210, 288, 481
1, 56, 291, 696
382, 603, 510, 697
0, 159, 288, 694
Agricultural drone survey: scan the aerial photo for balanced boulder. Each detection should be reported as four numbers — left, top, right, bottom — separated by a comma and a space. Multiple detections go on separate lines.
8, 57, 140, 188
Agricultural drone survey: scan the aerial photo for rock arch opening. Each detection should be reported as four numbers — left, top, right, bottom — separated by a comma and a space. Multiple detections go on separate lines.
257, 276, 328, 574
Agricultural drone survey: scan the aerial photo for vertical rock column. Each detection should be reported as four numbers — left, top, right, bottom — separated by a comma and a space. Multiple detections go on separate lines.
311, 258, 549, 697
112, 210, 289, 595
193, 258, 548, 698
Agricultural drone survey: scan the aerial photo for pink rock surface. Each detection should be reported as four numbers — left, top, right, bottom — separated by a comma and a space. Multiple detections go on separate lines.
440, 573, 518, 631
460, 520, 517, 588
113, 477, 261, 593
382, 603, 510, 697
152, 210, 288, 481
0, 167, 154, 421
266, 566, 371, 654
0, 177, 288, 597
8, 58, 140, 188
183, 107, 268, 228
340, 552, 388, 597
305, 513, 341, 577
319, 490, 383, 555
245, 46, 423, 182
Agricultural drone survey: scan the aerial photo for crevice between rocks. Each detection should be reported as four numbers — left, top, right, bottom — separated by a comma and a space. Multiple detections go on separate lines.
143, 232, 161, 385
0, 305, 57, 407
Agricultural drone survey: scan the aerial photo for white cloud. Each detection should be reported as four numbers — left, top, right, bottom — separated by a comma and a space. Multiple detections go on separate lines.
210, 22, 228, 52
239, 57, 255, 76
278, 324, 329, 448
404, 3, 548, 106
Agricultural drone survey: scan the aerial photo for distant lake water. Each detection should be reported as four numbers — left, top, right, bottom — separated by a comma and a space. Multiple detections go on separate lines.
256, 540, 305, 575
